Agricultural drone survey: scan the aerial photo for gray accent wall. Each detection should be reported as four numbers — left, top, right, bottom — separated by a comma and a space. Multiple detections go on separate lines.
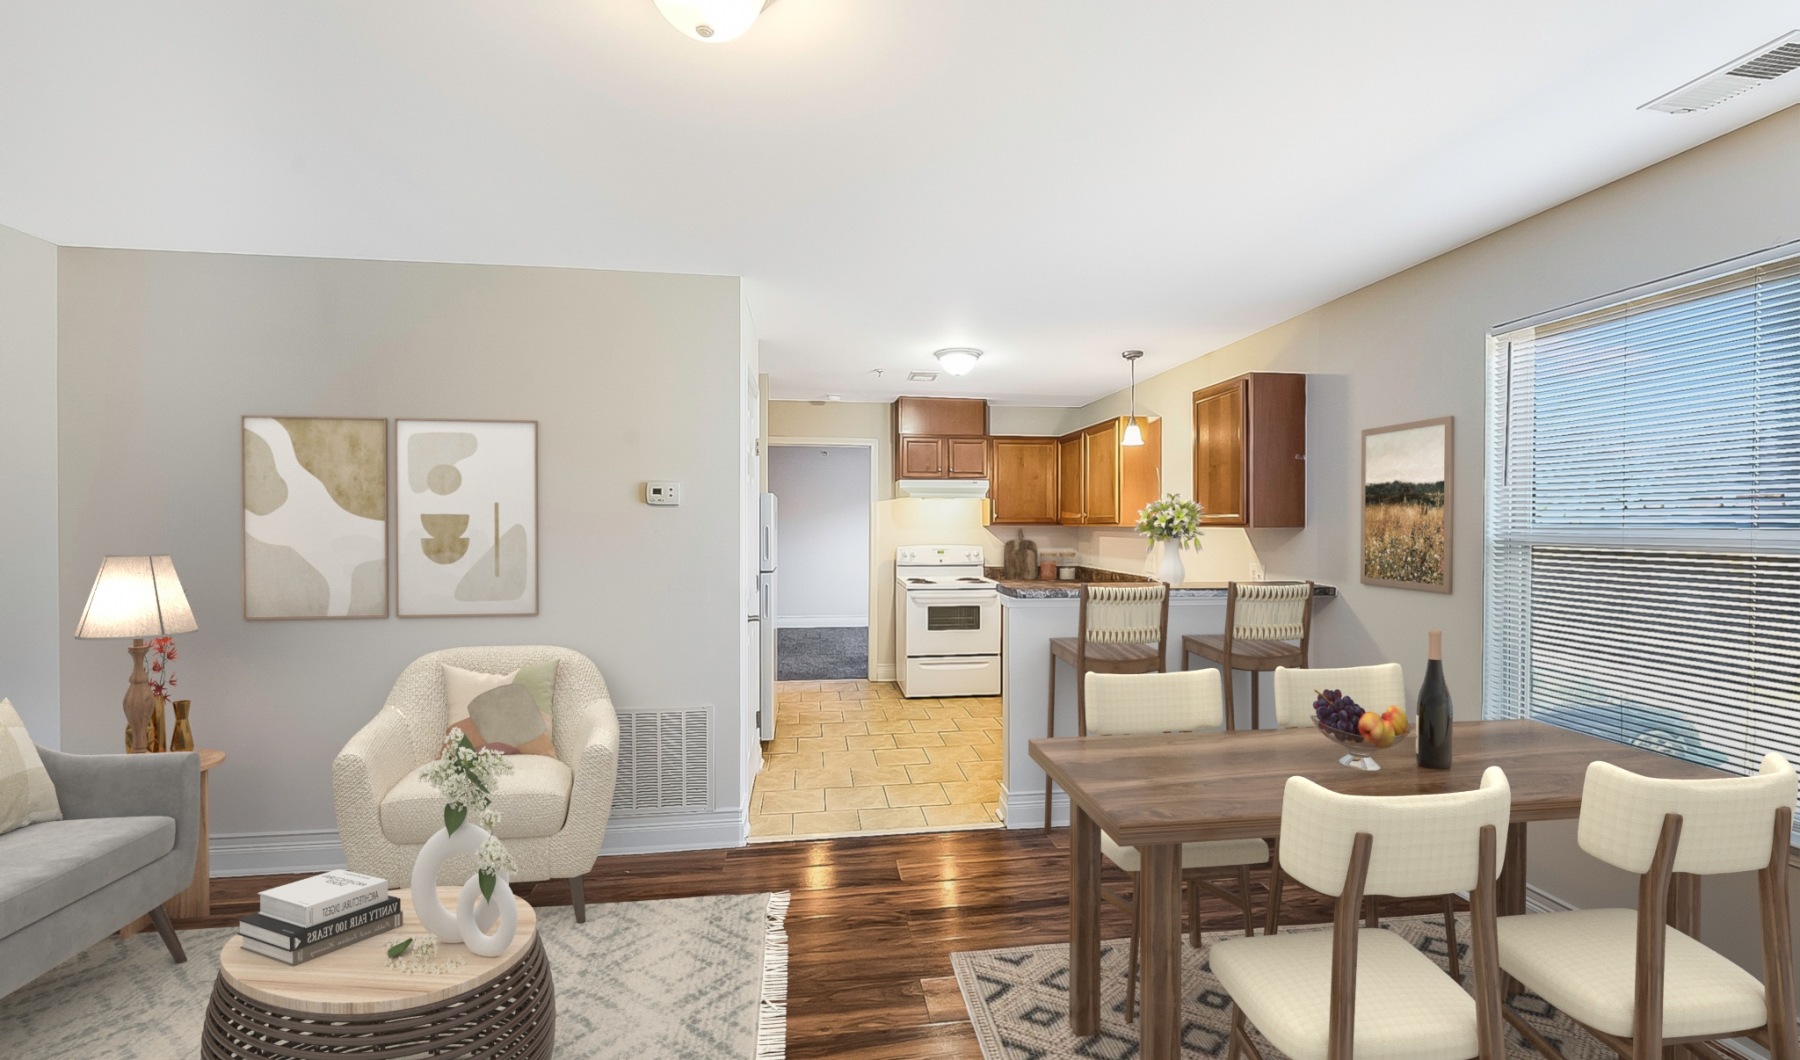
54, 249, 749, 849
0, 222, 60, 745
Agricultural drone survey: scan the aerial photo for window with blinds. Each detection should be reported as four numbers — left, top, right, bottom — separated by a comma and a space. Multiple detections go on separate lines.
1486, 250, 1800, 839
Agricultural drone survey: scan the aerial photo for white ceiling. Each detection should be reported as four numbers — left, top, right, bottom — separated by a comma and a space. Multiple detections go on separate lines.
4, 2, 1799, 406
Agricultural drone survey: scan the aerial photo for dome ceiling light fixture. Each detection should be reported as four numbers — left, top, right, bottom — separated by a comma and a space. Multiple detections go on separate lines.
934, 347, 983, 376
653, 0, 770, 44
1121, 350, 1147, 446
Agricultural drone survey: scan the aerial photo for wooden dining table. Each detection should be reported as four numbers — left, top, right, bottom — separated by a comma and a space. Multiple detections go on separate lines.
1029, 719, 1730, 1060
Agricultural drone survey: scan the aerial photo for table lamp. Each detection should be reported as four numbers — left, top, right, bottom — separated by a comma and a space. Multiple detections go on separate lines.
74, 556, 198, 753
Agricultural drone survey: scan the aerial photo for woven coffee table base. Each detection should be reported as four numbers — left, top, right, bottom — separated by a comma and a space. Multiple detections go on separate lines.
201, 934, 555, 1059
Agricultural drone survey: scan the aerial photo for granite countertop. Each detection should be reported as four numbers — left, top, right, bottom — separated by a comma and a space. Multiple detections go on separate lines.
995, 577, 1338, 600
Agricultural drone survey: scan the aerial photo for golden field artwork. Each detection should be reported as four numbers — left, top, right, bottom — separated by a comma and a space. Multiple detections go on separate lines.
1361, 418, 1452, 592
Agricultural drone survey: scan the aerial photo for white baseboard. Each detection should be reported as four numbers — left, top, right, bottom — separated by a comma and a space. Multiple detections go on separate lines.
1523, 882, 1578, 914
1002, 785, 1067, 830
873, 663, 897, 682
774, 615, 869, 629
211, 830, 347, 877
602, 809, 747, 853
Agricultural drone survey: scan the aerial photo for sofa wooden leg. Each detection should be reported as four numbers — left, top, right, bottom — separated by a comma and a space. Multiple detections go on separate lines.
570, 874, 588, 924
148, 906, 186, 963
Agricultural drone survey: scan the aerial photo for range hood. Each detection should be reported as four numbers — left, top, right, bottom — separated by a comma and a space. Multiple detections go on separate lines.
898, 479, 991, 500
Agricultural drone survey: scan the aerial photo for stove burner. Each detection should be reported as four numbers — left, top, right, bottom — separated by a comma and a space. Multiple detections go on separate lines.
956, 577, 986, 583
906, 578, 933, 585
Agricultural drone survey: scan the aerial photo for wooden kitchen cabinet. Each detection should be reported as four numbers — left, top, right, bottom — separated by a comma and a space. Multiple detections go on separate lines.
946, 437, 989, 479
1057, 416, 1162, 526
1191, 372, 1306, 527
893, 397, 989, 481
900, 436, 946, 477
989, 437, 1061, 524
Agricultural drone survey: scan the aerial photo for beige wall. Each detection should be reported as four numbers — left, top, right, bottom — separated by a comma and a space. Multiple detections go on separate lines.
0, 222, 60, 743
56, 249, 750, 859
1068, 101, 1800, 975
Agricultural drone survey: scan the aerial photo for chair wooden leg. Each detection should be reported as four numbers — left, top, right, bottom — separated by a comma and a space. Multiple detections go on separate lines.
1249, 669, 1261, 730
571, 874, 588, 924
1238, 865, 1256, 937
1126, 872, 1142, 1023
1264, 856, 1284, 935
1365, 895, 1380, 928
147, 905, 186, 963
1442, 894, 1459, 979
1044, 653, 1057, 832
1188, 877, 1201, 948
1223, 663, 1236, 730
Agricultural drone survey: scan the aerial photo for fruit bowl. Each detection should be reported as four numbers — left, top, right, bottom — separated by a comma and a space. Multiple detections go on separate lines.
1309, 689, 1413, 771
1312, 717, 1414, 771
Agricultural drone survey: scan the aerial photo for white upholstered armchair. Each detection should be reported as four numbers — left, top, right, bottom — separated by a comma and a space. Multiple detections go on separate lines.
332, 646, 620, 921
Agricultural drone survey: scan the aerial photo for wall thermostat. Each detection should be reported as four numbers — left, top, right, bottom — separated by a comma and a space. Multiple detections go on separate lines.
645, 481, 681, 506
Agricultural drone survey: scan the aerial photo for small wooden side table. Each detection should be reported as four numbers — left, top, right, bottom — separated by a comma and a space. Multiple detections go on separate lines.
203, 888, 553, 1058
121, 748, 224, 937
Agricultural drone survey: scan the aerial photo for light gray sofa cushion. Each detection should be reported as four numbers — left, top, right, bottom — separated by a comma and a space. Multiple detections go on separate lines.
0, 816, 175, 937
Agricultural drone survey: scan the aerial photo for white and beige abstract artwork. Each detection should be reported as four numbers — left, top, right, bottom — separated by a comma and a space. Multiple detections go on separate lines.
396, 419, 538, 617
243, 416, 388, 619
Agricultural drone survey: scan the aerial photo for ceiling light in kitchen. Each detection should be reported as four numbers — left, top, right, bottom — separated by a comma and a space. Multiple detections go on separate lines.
934, 348, 983, 376
653, 0, 767, 44
1121, 350, 1147, 446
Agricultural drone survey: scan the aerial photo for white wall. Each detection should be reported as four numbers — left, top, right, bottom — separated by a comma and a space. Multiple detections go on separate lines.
0, 223, 59, 744
1064, 100, 1800, 979
767, 445, 870, 627
55, 248, 751, 865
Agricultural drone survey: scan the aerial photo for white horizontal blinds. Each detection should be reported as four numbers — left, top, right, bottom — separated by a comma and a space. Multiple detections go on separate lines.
1486, 254, 1800, 839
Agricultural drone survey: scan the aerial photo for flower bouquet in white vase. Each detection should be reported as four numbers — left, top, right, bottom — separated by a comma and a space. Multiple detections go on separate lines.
1136, 493, 1205, 585
410, 732, 520, 957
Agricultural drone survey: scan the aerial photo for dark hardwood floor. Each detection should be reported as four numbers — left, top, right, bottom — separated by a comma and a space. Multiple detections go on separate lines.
193, 828, 1454, 1060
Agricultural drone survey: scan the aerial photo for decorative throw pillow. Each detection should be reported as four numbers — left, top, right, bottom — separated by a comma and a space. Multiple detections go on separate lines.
0, 698, 62, 836
442, 660, 558, 756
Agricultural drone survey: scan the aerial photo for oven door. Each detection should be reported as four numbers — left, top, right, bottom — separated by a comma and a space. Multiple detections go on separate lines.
903, 590, 1001, 656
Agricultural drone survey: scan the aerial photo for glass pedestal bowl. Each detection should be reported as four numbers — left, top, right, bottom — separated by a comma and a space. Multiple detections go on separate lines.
1312, 717, 1415, 771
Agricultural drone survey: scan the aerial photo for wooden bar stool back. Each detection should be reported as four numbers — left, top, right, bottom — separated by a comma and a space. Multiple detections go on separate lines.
1085, 668, 1271, 1021
1492, 754, 1798, 1060
1181, 581, 1313, 730
1044, 582, 1169, 830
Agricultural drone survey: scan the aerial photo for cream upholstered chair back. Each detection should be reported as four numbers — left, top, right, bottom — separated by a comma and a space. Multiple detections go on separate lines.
1082, 584, 1167, 644
1279, 766, 1511, 899
1085, 669, 1226, 736
1270, 663, 1405, 730
1229, 582, 1310, 640
1577, 753, 1796, 875
384, 645, 612, 765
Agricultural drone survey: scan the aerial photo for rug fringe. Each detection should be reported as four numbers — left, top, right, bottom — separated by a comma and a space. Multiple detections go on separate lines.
757, 890, 791, 1060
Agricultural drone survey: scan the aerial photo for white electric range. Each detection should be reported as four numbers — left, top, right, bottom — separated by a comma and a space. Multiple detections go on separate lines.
894, 545, 1002, 698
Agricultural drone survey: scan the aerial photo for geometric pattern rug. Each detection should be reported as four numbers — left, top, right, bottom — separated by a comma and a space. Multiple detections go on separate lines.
0, 891, 790, 1060
952, 913, 1613, 1060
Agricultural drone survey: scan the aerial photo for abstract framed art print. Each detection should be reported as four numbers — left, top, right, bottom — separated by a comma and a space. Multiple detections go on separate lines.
396, 419, 539, 617
243, 416, 389, 619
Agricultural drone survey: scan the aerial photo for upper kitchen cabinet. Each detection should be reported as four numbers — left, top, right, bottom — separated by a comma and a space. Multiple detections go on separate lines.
894, 396, 989, 480
1191, 372, 1306, 527
1058, 416, 1162, 526
988, 437, 1060, 524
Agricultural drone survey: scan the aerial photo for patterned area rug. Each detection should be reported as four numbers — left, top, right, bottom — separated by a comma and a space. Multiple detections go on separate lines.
0, 891, 789, 1060
953, 913, 1611, 1060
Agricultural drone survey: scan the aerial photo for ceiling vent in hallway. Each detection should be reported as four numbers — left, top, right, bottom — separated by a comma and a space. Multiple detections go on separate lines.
1641, 31, 1800, 113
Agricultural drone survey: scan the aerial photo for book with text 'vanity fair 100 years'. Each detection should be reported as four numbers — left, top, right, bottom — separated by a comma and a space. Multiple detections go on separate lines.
237, 911, 403, 965
239, 896, 402, 950
258, 869, 389, 927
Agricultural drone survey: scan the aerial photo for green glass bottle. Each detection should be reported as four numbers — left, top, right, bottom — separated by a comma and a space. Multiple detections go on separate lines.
1416, 630, 1452, 770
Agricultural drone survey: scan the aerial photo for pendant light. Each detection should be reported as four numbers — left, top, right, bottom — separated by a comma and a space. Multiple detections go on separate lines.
654, 0, 766, 43
1121, 350, 1146, 446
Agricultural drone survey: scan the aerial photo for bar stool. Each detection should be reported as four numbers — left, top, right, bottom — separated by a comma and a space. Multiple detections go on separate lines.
1044, 582, 1169, 830
1180, 581, 1313, 730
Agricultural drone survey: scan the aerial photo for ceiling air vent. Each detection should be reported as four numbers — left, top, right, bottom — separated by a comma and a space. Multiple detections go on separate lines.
1642, 31, 1800, 114
908, 370, 939, 382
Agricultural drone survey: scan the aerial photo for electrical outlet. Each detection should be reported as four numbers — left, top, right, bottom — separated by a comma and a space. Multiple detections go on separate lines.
645, 481, 681, 506
1249, 563, 1265, 581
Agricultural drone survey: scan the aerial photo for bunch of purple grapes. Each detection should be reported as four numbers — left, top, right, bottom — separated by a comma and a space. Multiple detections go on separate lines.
1312, 689, 1365, 739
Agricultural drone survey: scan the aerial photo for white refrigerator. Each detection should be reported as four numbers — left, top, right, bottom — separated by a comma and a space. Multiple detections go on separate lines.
755, 492, 777, 741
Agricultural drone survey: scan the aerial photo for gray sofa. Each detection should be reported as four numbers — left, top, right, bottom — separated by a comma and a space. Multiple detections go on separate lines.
0, 748, 200, 998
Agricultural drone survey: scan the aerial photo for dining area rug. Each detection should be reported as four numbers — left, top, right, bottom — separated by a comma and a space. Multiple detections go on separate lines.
952, 913, 1612, 1060
0, 891, 789, 1060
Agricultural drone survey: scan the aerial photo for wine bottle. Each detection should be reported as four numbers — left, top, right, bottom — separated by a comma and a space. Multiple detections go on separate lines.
1416, 630, 1452, 770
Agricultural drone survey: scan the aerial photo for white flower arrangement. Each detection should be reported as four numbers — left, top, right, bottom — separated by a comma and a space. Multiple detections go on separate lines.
423, 732, 517, 901
1134, 493, 1206, 549
387, 933, 465, 975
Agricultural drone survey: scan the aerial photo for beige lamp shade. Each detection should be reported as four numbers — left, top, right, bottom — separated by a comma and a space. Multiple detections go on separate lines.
74, 556, 198, 639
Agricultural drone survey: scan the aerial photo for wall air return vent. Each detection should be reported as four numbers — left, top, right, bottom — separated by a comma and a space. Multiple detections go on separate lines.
1641, 31, 1800, 114
613, 708, 711, 815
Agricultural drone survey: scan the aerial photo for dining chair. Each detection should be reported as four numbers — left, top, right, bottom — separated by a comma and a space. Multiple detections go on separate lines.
1181, 581, 1313, 730
1044, 582, 1169, 830
1085, 669, 1271, 1021
1211, 767, 1511, 1060
1494, 753, 1797, 1060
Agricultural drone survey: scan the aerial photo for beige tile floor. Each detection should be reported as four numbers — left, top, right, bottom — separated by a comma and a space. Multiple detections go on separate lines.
748, 680, 1005, 840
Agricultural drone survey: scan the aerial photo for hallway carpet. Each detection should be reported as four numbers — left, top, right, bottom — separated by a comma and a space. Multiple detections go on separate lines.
777, 626, 868, 681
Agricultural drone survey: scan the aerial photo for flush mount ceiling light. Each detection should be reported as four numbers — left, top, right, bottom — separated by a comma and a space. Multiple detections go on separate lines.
653, 0, 768, 44
934, 347, 983, 376
1121, 350, 1147, 446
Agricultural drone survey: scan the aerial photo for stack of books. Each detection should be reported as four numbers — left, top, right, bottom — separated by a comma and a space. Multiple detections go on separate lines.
238, 870, 401, 965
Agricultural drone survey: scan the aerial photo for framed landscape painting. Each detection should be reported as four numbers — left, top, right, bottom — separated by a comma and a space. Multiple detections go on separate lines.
395, 419, 539, 617
242, 416, 388, 619
1361, 416, 1452, 593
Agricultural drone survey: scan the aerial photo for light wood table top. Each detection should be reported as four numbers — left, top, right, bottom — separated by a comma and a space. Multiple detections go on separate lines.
1030, 718, 1729, 846
218, 887, 537, 1016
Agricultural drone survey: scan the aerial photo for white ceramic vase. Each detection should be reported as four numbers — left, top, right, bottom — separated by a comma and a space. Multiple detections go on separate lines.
1156, 540, 1186, 585
409, 821, 516, 956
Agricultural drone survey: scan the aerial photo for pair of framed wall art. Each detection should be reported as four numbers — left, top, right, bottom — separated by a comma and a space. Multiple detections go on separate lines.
242, 417, 538, 619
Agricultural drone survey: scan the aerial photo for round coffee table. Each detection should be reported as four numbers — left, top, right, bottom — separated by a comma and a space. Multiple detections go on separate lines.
202, 887, 552, 1058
